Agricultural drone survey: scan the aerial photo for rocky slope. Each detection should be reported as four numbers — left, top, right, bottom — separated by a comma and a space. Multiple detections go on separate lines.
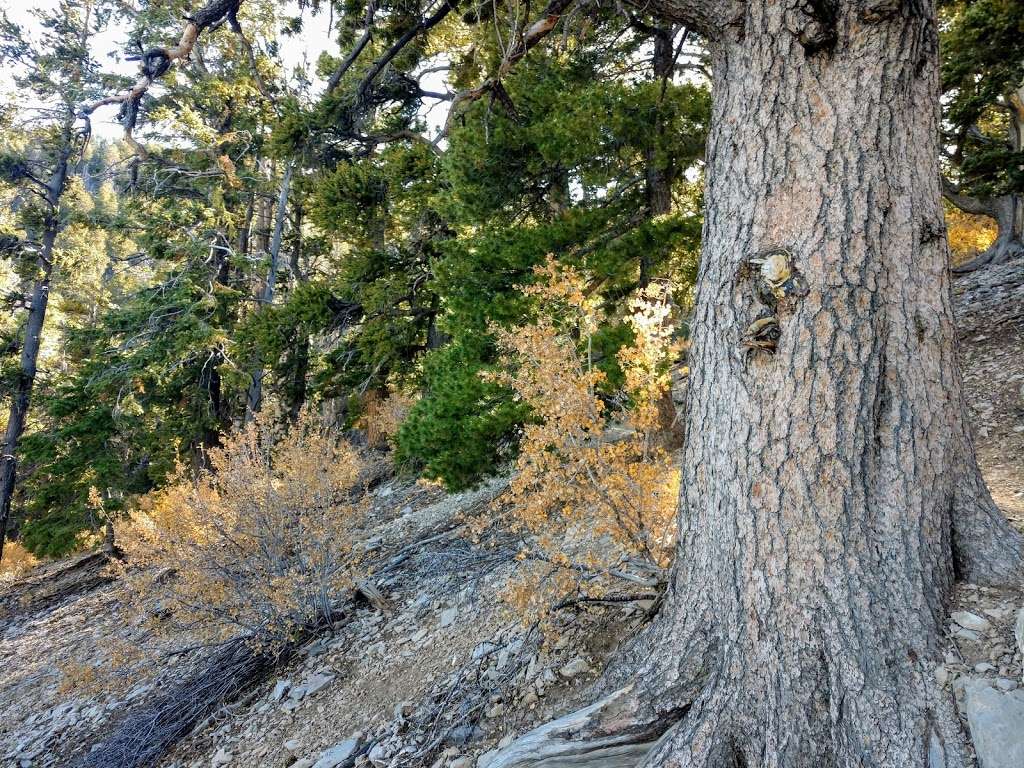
2, 258, 1023, 768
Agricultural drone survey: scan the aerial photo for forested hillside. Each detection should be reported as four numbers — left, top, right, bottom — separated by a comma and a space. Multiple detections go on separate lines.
1, 0, 1023, 767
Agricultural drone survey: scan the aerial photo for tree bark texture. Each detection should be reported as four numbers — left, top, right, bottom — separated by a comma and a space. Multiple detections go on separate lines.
640, 25, 678, 288
246, 162, 293, 421
484, 2, 1024, 767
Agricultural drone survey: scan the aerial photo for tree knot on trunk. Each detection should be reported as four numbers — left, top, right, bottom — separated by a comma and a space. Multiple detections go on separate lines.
920, 215, 947, 244
737, 246, 808, 365
858, 0, 902, 24
786, 0, 838, 56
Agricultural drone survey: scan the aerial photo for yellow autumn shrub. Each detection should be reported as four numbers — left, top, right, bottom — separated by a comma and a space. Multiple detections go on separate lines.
362, 388, 419, 449
0, 540, 40, 581
946, 205, 996, 266
115, 409, 369, 648
491, 258, 681, 624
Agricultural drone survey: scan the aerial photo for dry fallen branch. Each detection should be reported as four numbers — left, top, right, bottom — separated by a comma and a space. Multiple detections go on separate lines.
75, 634, 280, 768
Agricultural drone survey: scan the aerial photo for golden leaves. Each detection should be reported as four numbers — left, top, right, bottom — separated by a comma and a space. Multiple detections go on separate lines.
946, 206, 997, 265
360, 388, 419, 449
115, 408, 370, 650
493, 259, 681, 628
0, 541, 39, 581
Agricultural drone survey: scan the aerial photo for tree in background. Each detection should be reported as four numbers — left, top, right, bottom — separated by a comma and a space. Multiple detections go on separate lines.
395, 21, 708, 488
0, 0, 100, 560
940, 0, 1024, 271
11, 0, 289, 554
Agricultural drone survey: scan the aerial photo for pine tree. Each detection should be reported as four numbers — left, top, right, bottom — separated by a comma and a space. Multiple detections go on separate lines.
0, 0, 100, 560
940, 0, 1024, 270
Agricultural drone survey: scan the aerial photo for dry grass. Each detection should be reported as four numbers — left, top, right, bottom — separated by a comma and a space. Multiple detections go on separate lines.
0, 541, 40, 582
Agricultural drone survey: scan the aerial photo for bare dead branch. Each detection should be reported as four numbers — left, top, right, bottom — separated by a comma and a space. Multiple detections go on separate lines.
443, 0, 574, 135
77, 0, 244, 158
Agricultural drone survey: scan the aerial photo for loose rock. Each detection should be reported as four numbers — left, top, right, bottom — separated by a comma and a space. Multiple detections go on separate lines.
952, 611, 992, 633
963, 679, 1024, 768
559, 657, 590, 679
312, 737, 360, 768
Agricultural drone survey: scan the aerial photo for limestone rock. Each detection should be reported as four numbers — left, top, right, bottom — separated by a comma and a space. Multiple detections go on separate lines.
312, 738, 360, 768
472, 642, 498, 660
963, 679, 1024, 768
955, 627, 981, 642
271, 679, 291, 702
558, 657, 590, 679
447, 724, 478, 746
952, 611, 992, 633
368, 741, 393, 767
303, 672, 335, 698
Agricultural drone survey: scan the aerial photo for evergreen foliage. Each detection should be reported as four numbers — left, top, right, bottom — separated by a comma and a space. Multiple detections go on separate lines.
940, 0, 1024, 198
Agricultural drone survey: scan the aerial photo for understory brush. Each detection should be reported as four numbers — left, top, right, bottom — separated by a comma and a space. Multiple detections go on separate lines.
488, 258, 683, 626
113, 408, 372, 651
0, 541, 40, 582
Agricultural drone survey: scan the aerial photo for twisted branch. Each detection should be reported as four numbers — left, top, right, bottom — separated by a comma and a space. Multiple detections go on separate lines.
77, 0, 244, 158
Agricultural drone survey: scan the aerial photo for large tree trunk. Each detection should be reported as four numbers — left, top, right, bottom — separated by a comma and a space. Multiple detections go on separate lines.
483, 2, 1024, 767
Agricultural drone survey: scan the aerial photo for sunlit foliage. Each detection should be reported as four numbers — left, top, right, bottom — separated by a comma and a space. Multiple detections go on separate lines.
491, 259, 681, 625
114, 409, 369, 648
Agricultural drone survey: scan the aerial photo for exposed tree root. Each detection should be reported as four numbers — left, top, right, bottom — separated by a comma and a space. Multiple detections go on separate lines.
951, 239, 1024, 275
480, 685, 684, 768
480, 534, 982, 768
636, 687, 730, 768
952, 461, 1024, 585
482, 646, 971, 768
